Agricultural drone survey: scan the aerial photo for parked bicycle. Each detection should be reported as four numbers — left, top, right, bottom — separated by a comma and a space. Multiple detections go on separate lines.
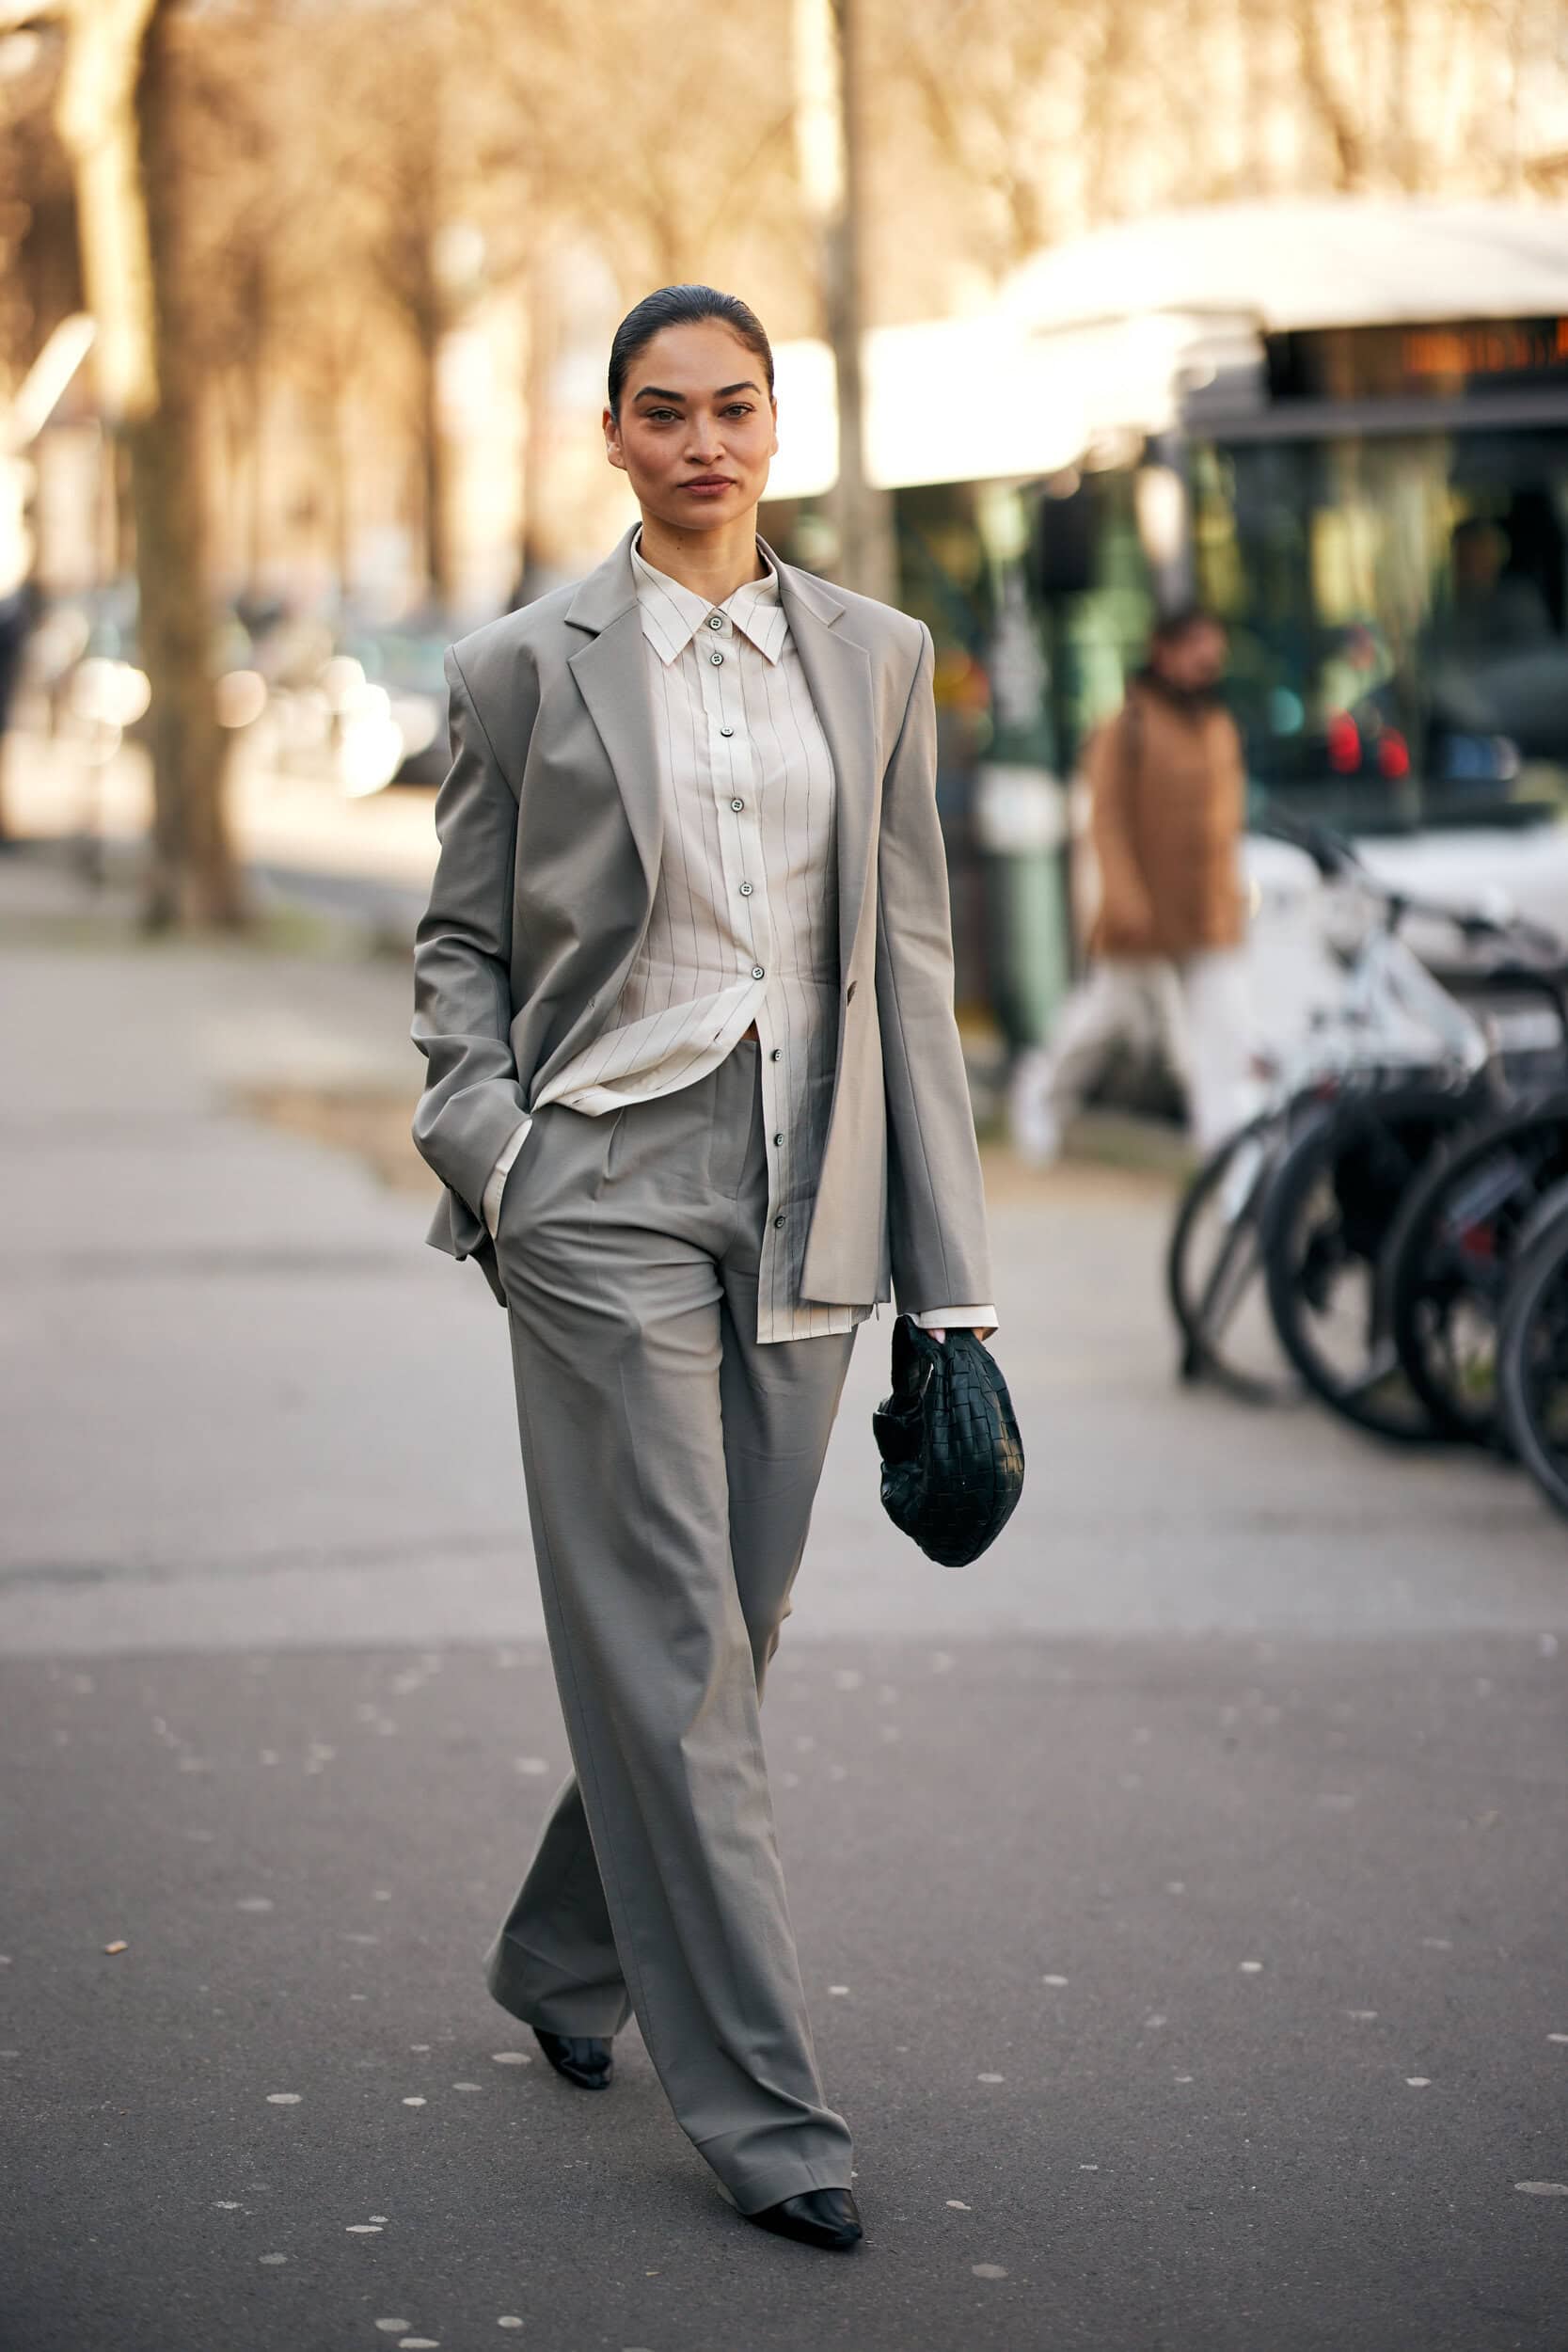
1497, 1184, 1568, 1517
1170, 817, 1564, 1438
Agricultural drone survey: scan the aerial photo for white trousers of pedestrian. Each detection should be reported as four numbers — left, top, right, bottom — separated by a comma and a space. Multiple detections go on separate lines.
1011, 948, 1256, 1161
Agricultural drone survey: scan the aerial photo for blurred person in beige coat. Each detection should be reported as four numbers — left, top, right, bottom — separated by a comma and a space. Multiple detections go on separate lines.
1010, 608, 1255, 1165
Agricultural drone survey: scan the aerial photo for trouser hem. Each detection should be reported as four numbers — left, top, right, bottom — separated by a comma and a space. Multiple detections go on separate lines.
700, 2144, 857, 2217
484, 1947, 629, 2041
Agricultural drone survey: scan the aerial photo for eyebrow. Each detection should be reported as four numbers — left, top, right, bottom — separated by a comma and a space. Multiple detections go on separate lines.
632, 381, 763, 403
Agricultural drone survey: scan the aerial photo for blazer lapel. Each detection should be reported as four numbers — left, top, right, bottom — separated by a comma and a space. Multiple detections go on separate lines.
777, 562, 877, 982
564, 526, 662, 904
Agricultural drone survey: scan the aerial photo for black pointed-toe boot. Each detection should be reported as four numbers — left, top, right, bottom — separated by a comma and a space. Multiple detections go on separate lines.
745, 2186, 863, 2250
531, 2026, 613, 2090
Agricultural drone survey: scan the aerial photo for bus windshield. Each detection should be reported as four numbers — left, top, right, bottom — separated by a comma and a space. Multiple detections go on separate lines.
1192, 430, 1568, 830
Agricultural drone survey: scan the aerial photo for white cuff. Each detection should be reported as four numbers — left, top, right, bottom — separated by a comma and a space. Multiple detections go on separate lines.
915, 1305, 998, 1335
481, 1114, 533, 1238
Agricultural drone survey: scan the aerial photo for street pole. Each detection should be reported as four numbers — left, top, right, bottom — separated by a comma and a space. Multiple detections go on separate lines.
793, 0, 897, 603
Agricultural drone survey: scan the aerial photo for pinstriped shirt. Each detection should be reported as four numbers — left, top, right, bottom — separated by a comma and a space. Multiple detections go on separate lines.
481, 532, 994, 1343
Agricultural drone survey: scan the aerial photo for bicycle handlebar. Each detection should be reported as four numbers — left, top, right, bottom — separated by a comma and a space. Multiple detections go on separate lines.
1251, 813, 1563, 961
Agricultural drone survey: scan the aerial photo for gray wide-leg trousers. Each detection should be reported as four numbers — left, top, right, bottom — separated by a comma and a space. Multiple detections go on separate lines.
483, 1040, 858, 2213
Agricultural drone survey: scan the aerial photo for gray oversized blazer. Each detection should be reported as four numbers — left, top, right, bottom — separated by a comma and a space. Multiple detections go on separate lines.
410, 522, 993, 1317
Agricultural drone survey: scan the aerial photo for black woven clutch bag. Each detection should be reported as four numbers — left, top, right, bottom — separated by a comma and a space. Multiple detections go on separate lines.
872, 1314, 1024, 1566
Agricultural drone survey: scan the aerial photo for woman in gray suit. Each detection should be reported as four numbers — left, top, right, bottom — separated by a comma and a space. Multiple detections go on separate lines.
411, 285, 995, 2252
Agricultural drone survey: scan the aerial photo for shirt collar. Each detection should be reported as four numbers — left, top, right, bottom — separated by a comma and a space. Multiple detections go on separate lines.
629, 528, 789, 667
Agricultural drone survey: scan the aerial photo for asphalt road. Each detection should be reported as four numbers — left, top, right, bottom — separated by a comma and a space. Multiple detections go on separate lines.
3, 855, 1566, 2351
5, 1633, 1566, 2352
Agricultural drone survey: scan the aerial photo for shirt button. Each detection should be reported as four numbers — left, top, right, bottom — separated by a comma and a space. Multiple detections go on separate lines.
751, 964, 766, 980
706, 614, 724, 629
773, 1131, 784, 1146
773, 1214, 785, 1229
709, 650, 724, 666
769, 1048, 781, 1061
720, 727, 735, 739
730, 796, 744, 810
738, 882, 753, 898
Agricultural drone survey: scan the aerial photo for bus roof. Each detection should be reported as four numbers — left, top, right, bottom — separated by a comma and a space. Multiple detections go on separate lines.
1001, 199, 1568, 336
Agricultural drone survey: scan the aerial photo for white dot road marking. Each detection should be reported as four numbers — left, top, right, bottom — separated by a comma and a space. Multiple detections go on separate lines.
401, 2096, 427, 2106
346, 2225, 383, 2233
258, 2253, 288, 2265
265, 2093, 301, 2105
235, 1899, 274, 1913
1515, 2182, 1568, 2196
1405, 2077, 1432, 2088
1239, 1961, 1264, 1973
946, 2200, 971, 2209
1040, 1975, 1069, 1986
977, 2073, 1005, 2083
490, 2052, 531, 2065
973, 2264, 1007, 2279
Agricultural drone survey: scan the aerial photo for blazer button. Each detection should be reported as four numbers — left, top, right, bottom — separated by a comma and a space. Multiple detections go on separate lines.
773, 1214, 785, 1229
769, 1048, 781, 1061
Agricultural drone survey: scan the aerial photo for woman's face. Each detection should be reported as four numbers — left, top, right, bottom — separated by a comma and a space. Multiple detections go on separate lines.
605, 321, 778, 531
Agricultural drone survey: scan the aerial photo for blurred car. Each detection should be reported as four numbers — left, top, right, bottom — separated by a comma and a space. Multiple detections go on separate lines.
337, 622, 451, 786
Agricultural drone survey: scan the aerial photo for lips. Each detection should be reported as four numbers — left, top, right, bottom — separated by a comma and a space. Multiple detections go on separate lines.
682, 477, 736, 490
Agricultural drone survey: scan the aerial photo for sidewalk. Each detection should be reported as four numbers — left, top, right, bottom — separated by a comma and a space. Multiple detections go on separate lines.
4, 845, 1567, 2352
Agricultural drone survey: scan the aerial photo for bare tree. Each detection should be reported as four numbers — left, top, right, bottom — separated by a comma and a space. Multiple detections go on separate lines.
56, 0, 244, 930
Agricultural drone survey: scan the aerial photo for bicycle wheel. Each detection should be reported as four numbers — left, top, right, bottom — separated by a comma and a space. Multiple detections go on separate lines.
1261, 1083, 1476, 1441
1166, 1113, 1295, 1402
1387, 1093, 1568, 1446
1497, 1206, 1568, 1518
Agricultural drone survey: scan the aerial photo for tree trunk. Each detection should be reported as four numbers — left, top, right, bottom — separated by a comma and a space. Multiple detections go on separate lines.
415, 318, 454, 612
57, 0, 245, 930
1293, 0, 1366, 191
132, 3, 243, 927
821, 0, 896, 604
515, 246, 557, 601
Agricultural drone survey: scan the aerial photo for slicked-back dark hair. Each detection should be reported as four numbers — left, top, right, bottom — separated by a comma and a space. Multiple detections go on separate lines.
608, 284, 775, 420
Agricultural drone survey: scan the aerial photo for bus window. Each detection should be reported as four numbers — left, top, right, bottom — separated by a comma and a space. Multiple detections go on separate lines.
1191, 431, 1568, 830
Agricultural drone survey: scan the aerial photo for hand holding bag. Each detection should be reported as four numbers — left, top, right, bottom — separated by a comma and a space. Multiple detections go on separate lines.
872, 1315, 1024, 1565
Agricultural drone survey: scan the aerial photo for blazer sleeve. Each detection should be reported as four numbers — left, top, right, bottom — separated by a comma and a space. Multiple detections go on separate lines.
874, 622, 994, 1316
410, 646, 531, 1239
